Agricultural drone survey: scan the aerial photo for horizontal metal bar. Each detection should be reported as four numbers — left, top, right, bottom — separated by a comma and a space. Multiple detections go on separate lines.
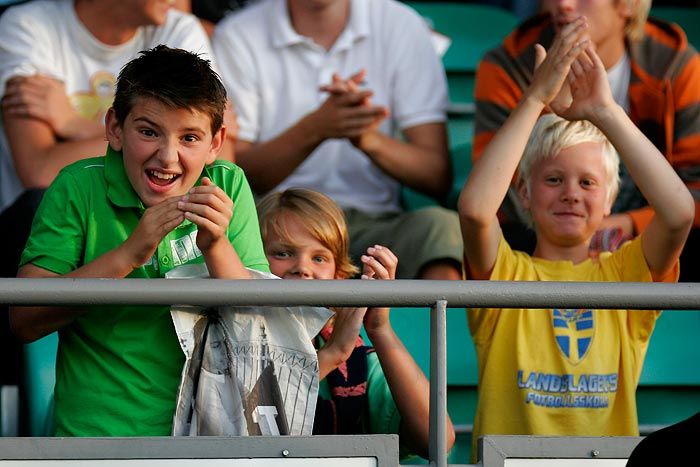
1, 278, 699, 309
0, 435, 398, 464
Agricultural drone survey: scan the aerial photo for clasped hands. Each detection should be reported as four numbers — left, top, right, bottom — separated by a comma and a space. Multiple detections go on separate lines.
313, 69, 390, 148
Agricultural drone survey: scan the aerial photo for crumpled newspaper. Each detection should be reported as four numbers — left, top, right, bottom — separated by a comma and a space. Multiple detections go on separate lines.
166, 264, 333, 436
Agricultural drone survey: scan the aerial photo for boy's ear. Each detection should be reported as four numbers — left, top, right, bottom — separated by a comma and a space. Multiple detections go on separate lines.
604, 197, 614, 217
517, 180, 531, 211
206, 126, 226, 165
105, 108, 123, 151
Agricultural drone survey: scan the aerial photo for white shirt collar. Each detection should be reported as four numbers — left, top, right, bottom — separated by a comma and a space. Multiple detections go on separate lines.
269, 0, 370, 50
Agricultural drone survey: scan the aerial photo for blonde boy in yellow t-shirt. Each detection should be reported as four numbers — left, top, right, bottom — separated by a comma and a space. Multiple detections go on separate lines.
458, 16, 694, 463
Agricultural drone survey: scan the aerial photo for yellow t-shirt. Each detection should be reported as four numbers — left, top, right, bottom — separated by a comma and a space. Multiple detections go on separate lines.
468, 235, 678, 461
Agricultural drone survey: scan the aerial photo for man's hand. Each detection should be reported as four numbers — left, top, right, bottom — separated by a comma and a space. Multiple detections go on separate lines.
319, 69, 367, 95
313, 70, 389, 143
598, 212, 635, 237
2, 74, 89, 140
177, 177, 233, 252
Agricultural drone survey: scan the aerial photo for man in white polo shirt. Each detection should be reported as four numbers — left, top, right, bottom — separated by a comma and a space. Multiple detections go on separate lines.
212, 0, 463, 279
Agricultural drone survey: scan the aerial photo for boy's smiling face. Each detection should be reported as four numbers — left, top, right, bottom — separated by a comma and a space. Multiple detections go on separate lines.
106, 97, 223, 207
520, 142, 612, 252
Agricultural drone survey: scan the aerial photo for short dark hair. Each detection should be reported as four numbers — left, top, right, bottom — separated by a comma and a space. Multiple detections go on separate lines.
112, 45, 226, 135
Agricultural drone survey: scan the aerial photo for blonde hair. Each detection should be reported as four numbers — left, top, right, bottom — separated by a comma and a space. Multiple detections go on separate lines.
624, 0, 651, 42
257, 188, 359, 279
518, 114, 620, 226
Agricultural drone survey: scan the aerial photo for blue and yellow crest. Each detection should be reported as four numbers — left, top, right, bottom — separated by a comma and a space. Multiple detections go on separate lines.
552, 309, 594, 364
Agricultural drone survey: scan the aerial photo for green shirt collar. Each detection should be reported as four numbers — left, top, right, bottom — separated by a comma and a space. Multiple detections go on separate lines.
104, 144, 145, 210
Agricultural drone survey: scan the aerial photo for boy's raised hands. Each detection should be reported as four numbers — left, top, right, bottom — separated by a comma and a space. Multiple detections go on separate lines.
553, 45, 616, 124
459, 16, 590, 278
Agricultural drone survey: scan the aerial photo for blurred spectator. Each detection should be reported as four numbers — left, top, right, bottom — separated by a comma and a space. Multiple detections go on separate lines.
473, 0, 700, 282
173, 0, 257, 36
212, 0, 464, 280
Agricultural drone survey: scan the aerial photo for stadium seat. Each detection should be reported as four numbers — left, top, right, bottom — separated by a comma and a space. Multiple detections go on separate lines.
400, 3, 518, 213
637, 310, 700, 433
371, 306, 478, 465
0, 385, 18, 436
23, 332, 57, 436
650, 6, 700, 50
403, 2, 520, 114
401, 141, 472, 212
640, 310, 700, 386
446, 142, 472, 209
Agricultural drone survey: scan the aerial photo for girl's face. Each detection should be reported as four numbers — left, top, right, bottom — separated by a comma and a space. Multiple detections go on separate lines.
264, 213, 340, 280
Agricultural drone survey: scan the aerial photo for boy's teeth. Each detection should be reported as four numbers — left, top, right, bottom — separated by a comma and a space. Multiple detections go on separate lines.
150, 170, 176, 180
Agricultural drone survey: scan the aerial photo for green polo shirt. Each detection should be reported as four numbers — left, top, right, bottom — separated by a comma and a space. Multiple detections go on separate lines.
21, 145, 270, 436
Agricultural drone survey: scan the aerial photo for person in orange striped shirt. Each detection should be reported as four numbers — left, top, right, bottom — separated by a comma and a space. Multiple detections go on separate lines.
473, 0, 700, 281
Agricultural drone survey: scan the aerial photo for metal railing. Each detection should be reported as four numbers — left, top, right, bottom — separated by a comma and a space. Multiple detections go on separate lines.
2, 278, 700, 467
2, 278, 700, 309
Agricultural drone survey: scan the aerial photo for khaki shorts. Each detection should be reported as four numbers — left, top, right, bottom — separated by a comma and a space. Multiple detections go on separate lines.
344, 206, 463, 279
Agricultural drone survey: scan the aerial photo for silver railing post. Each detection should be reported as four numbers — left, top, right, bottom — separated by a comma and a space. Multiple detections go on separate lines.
429, 299, 447, 467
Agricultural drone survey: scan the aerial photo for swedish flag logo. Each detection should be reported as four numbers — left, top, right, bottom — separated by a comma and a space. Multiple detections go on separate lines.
552, 309, 595, 364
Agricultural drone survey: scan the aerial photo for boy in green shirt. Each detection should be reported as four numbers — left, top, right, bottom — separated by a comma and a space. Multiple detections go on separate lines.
10, 45, 269, 436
